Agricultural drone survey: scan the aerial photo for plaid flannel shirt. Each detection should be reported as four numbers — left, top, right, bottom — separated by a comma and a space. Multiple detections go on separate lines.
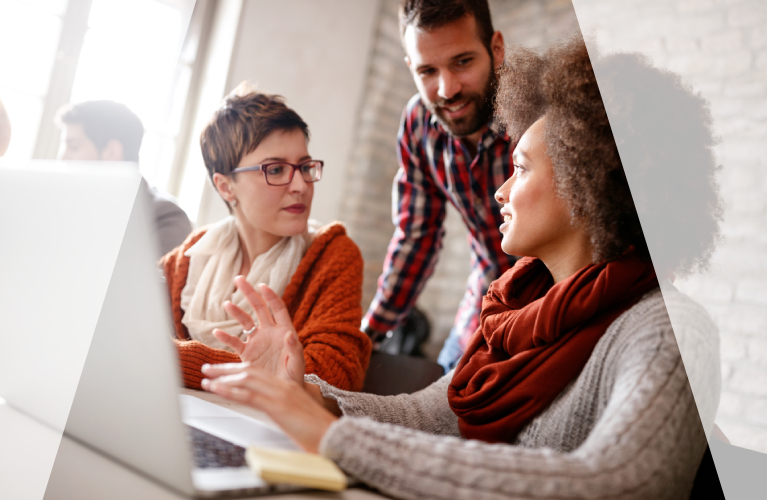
363, 94, 518, 350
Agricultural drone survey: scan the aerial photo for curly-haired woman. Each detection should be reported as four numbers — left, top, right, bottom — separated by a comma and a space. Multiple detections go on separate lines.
200, 38, 722, 499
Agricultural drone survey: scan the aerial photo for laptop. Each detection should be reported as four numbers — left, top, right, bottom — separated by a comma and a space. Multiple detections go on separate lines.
0, 161, 304, 497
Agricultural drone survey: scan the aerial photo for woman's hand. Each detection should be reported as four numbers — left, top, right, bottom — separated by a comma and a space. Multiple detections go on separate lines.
201, 363, 337, 453
213, 277, 305, 384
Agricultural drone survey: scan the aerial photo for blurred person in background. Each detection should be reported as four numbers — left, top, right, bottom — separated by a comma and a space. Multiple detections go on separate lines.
160, 85, 371, 392
56, 100, 192, 257
0, 96, 10, 157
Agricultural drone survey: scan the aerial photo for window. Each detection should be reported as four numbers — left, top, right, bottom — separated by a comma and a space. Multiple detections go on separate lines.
0, 0, 67, 160
70, 0, 192, 187
0, 0, 196, 191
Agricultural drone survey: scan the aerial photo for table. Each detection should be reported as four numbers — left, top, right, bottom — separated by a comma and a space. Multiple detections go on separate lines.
0, 393, 388, 500
2, 352, 444, 499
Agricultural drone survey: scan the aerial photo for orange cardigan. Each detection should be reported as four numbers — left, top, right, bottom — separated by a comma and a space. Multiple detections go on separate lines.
162, 222, 371, 391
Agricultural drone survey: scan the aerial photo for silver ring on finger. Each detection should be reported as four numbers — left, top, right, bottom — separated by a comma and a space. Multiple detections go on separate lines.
243, 324, 257, 336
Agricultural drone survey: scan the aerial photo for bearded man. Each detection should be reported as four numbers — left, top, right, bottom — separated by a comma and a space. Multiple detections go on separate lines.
363, 0, 518, 372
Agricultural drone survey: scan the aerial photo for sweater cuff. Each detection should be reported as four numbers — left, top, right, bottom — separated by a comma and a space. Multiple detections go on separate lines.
317, 416, 417, 495
318, 416, 381, 465
318, 416, 350, 460
304, 374, 369, 418
177, 340, 241, 389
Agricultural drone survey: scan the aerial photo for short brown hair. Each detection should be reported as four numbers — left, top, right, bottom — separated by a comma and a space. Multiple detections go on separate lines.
200, 83, 309, 182
398, 0, 495, 55
495, 36, 722, 277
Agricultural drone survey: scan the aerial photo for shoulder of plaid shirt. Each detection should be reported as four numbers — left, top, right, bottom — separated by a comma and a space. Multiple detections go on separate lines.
362, 93, 518, 344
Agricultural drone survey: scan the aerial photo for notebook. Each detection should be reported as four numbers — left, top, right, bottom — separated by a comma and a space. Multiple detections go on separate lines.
246, 447, 347, 491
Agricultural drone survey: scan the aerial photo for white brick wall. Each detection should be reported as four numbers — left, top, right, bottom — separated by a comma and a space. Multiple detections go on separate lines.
573, 0, 767, 454
341, 0, 580, 359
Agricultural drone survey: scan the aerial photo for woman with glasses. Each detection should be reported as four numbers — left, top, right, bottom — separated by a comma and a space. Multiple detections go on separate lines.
161, 84, 371, 392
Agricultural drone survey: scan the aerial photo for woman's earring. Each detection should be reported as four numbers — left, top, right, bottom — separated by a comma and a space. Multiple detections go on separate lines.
231, 198, 238, 208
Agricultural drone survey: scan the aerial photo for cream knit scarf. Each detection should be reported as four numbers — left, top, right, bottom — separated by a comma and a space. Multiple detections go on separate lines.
180, 216, 314, 352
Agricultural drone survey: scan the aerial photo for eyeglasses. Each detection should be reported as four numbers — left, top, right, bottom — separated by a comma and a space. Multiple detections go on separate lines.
231, 160, 324, 186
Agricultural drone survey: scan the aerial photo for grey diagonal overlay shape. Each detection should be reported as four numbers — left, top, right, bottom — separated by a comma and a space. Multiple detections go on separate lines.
43, 184, 195, 499
572, 0, 767, 498
0, 162, 140, 499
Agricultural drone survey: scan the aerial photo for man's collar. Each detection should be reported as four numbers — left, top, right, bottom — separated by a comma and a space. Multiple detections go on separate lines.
427, 110, 443, 131
487, 117, 511, 144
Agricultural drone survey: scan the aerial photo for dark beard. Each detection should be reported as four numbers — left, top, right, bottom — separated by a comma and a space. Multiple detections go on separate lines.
427, 68, 497, 138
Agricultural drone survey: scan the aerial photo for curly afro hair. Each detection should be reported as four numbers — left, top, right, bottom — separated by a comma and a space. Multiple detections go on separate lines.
495, 35, 722, 278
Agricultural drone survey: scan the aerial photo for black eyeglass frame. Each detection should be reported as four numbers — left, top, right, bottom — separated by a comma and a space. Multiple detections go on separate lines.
231, 160, 324, 186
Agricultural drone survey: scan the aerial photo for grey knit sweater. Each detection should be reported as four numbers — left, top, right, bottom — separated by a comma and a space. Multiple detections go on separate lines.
308, 287, 720, 500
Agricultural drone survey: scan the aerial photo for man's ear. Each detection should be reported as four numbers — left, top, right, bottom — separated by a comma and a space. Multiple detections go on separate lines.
212, 172, 235, 204
404, 55, 411, 69
491, 31, 505, 71
99, 139, 125, 161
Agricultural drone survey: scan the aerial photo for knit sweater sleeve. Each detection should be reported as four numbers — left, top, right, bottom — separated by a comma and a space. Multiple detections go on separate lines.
292, 231, 372, 392
317, 294, 718, 500
174, 340, 241, 389
306, 374, 459, 436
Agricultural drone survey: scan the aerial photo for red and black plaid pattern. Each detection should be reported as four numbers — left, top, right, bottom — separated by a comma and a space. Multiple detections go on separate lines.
364, 95, 518, 350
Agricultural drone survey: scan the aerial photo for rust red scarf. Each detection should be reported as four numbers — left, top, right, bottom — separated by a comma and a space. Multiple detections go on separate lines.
448, 252, 658, 443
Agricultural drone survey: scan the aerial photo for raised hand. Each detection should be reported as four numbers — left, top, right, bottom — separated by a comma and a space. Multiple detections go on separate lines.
201, 363, 337, 453
213, 277, 305, 384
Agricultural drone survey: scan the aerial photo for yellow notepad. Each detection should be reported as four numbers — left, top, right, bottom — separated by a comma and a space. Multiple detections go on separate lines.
245, 446, 348, 491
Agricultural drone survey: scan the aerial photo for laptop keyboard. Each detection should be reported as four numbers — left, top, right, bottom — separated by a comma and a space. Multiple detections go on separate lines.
187, 425, 247, 468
